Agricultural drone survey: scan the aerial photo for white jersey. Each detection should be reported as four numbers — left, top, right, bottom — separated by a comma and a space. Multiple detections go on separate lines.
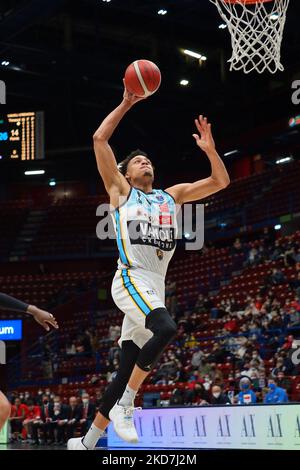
111, 187, 177, 278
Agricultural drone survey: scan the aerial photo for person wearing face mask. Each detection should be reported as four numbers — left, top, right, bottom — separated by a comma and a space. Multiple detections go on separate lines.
36, 390, 44, 406
238, 378, 257, 404
203, 375, 212, 391
78, 393, 96, 435
251, 351, 264, 366
19, 393, 25, 404
31, 394, 55, 446
264, 378, 289, 404
211, 385, 231, 405
51, 396, 70, 445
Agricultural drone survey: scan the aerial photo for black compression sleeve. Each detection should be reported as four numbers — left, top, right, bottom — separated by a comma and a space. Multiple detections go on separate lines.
0, 292, 29, 313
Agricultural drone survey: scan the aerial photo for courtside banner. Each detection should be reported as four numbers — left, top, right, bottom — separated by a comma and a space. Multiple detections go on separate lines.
0, 320, 22, 340
108, 404, 300, 450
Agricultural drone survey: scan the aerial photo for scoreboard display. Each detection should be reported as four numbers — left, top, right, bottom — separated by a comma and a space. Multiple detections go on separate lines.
0, 111, 45, 161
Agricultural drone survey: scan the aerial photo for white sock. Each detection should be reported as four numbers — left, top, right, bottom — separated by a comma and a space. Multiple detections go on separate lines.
82, 424, 105, 450
118, 385, 137, 407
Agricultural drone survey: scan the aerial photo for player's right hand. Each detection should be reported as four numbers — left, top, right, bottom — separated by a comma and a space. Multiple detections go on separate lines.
27, 305, 59, 331
122, 79, 147, 106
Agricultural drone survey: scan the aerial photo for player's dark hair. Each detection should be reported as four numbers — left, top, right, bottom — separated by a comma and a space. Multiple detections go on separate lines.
118, 149, 150, 176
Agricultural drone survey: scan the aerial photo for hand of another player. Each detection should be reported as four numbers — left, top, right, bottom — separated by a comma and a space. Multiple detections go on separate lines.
193, 115, 216, 154
27, 305, 59, 331
122, 79, 147, 106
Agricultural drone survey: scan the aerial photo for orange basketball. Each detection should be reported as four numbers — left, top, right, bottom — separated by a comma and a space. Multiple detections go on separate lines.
124, 59, 161, 98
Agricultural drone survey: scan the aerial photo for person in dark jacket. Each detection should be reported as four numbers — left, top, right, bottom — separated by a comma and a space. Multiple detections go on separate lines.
78, 393, 96, 434
66, 396, 82, 440
210, 385, 231, 405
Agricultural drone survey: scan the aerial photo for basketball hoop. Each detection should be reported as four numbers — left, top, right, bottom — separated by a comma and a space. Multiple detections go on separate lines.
209, 0, 290, 74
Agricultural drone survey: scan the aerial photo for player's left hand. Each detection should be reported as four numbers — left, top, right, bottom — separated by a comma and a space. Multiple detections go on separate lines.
27, 305, 59, 331
192, 115, 216, 154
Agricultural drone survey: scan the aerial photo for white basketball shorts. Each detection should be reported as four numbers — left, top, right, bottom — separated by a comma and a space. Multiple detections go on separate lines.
111, 267, 165, 349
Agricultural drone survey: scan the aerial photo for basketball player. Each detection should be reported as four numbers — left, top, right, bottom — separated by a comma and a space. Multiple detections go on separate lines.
68, 81, 230, 450
0, 292, 58, 431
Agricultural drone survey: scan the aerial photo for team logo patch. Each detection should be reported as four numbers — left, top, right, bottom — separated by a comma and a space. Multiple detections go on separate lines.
156, 249, 164, 260
159, 202, 169, 212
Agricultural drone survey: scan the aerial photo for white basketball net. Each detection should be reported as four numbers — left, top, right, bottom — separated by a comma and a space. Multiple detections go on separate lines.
209, 0, 290, 74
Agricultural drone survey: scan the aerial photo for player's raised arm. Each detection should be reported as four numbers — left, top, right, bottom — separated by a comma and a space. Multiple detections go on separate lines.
93, 80, 146, 197
166, 115, 230, 205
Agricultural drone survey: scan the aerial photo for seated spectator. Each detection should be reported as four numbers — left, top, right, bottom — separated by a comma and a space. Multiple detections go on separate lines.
23, 400, 41, 442
211, 385, 231, 405
284, 246, 297, 267
108, 341, 121, 364
78, 393, 96, 435
245, 247, 259, 267
270, 268, 286, 286
9, 398, 28, 441
66, 342, 76, 356
253, 388, 264, 403
271, 357, 287, 377
270, 240, 284, 262
184, 382, 210, 406
240, 361, 257, 379
51, 396, 70, 445
199, 358, 212, 378
207, 343, 227, 364
66, 396, 81, 441
108, 323, 121, 342
251, 350, 264, 366
237, 378, 257, 404
191, 347, 205, 369
249, 372, 259, 388
276, 371, 292, 394
202, 375, 213, 391
32, 395, 55, 445
281, 334, 294, 351
184, 334, 197, 349
258, 370, 267, 389
264, 378, 289, 404
289, 308, 300, 327
208, 363, 224, 385
231, 237, 243, 255
224, 315, 239, 334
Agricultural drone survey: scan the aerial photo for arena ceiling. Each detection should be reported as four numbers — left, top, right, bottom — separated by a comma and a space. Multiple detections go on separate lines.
0, 0, 300, 178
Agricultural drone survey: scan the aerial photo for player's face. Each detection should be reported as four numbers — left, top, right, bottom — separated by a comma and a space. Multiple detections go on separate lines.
126, 155, 154, 182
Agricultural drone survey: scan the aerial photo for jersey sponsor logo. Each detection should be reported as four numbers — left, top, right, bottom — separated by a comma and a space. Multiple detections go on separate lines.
159, 215, 172, 226
128, 220, 176, 251
156, 249, 164, 260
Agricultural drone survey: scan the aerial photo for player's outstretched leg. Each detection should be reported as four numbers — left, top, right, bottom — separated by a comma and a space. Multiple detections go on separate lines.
109, 308, 177, 443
